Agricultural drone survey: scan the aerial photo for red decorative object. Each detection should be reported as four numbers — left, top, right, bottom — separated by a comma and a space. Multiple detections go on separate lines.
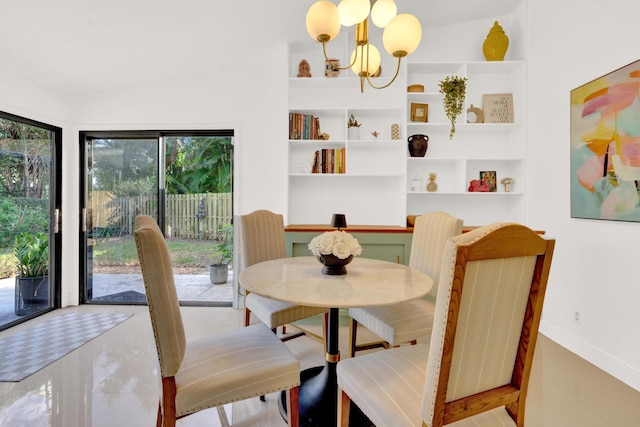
468, 179, 491, 192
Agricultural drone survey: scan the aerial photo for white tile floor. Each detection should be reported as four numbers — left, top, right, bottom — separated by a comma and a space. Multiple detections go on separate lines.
0, 305, 639, 427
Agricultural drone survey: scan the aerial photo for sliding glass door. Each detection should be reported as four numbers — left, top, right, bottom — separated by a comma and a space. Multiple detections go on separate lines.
80, 130, 233, 307
0, 112, 61, 330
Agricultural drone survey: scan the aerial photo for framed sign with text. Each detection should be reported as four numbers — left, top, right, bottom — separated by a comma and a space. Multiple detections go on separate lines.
482, 93, 514, 123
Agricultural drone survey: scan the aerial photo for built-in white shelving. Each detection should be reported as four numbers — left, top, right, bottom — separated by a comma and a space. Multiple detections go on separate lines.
287, 41, 526, 226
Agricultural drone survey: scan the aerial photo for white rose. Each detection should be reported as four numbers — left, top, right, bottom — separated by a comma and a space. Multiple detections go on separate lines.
318, 233, 335, 254
332, 241, 351, 259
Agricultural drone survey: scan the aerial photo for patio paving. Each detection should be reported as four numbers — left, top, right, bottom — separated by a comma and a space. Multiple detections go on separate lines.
0, 271, 234, 326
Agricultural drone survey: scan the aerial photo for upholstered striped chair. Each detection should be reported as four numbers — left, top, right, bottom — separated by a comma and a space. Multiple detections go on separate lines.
337, 223, 555, 427
348, 211, 463, 357
241, 210, 328, 343
134, 215, 300, 427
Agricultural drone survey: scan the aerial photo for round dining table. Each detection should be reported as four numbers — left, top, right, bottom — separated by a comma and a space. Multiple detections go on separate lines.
239, 256, 433, 427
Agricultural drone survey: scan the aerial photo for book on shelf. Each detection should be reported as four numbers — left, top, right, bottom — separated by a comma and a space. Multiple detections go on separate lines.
289, 112, 321, 140
311, 147, 346, 174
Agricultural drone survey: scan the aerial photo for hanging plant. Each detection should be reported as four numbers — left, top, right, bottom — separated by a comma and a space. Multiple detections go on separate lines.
438, 75, 468, 139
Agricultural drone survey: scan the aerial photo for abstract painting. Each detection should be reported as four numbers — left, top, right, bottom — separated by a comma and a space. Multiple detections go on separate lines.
570, 59, 640, 221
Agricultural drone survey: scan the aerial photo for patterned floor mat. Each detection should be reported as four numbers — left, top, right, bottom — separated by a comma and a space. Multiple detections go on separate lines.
0, 311, 132, 381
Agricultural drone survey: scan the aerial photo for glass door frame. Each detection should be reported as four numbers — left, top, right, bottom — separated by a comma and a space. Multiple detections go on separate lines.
0, 111, 62, 329
78, 129, 234, 306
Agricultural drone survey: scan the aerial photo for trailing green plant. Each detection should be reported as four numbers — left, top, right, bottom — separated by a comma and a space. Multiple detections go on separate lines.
211, 224, 233, 266
438, 75, 468, 140
14, 231, 49, 277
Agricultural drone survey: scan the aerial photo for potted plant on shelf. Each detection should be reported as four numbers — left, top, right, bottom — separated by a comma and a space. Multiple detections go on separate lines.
347, 114, 361, 140
14, 231, 49, 315
438, 75, 468, 140
209, 224, 233, 285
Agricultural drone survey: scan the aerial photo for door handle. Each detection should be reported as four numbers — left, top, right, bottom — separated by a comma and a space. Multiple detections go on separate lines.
54, 208, 61, 234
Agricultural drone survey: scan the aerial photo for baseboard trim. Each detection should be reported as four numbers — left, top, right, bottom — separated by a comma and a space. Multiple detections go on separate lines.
540, 319, 640, 392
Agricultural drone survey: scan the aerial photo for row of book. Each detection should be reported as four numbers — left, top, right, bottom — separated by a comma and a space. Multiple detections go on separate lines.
312, 148, 346, 174
289, 112, 321, 140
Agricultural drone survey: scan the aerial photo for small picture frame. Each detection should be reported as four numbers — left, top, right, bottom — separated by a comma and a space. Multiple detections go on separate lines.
480, 170, 497, 192
482, 93, 514, 123
325, 59, 340, 78
410, 103, 428, 122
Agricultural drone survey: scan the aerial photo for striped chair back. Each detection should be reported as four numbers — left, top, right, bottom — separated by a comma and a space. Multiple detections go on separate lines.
422, 223, 555, 427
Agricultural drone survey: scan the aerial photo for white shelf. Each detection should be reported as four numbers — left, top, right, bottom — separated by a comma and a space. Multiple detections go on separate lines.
404, 60, 526, 224
287, 42, 526, 226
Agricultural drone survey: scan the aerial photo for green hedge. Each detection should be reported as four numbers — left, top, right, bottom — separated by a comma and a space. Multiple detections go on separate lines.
0, 198, 48, 248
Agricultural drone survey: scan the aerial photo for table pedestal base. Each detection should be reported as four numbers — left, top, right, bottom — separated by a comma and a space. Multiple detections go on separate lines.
279, 362, 335, 426
278, 364, 374, 427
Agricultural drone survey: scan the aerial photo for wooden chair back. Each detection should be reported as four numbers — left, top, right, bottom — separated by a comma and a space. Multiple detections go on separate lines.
422, 223, 555, 427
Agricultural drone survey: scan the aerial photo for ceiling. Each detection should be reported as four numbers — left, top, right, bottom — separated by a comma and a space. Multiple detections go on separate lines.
1, 0, 523, 96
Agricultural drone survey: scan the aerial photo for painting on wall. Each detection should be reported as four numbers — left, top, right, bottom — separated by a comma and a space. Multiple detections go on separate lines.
570, 59, 640, 221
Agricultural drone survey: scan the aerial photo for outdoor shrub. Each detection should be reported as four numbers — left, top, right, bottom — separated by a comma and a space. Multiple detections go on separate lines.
0, 198, 48, 248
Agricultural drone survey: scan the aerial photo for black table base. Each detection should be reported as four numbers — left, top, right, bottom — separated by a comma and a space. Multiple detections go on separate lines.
277, 308, 375, 427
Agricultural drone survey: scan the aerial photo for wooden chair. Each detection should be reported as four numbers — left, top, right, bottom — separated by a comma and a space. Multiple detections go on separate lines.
337, 223, 555, 427
348, 211, 463, 357
240, 209, 328, 344
133, 214, 300, 427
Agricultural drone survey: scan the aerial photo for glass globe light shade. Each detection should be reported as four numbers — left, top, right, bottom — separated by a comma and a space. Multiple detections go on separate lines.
350, 44, 381, 76
338, 0, 370, 27
383, 13, 422, 56
371, 0, 397, 28
306, 0, 342, 41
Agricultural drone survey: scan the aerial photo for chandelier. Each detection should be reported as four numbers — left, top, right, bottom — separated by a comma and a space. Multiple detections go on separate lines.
305, 0, 422, 93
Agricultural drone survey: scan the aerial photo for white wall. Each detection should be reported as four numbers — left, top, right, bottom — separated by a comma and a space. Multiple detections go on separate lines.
0, 69, 80, 307
63, 45, 290, 307
528, 0, 640, 390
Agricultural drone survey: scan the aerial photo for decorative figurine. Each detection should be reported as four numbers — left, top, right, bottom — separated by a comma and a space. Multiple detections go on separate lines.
468, 179, 491, 192
426, 173, 438, 192
371, 131, 379, 138
501, 177, 515, 192
298, 59, 312, 77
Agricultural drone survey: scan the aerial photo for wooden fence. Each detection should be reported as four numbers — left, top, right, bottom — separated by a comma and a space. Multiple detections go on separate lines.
90, 192, 232, 240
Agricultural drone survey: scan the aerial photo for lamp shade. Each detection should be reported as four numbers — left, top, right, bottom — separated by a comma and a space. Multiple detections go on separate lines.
350, 44, 381, 76
371, 0, 397, 28
331, 214, 347, 229
383, 13, 422, 56
306, 0, 342, 42
337, 0, 370, 27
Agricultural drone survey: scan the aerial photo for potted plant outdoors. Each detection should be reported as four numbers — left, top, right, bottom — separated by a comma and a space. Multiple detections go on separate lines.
439, 75, 468, 140
209, 224, 233, 285
14, 231, 49, 315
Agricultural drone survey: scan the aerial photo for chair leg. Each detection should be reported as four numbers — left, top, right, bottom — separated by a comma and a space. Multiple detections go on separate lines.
244, 290, 251, 326
287, 386, 299, 427
216, 406, 231, 427
337, 386, 351, 426
156, 402, 162, 427
161, 377, 177, 427
349, 318, 358, 358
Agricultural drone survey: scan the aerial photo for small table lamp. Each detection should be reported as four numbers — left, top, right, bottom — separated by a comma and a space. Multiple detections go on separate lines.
331, 214, 347, 230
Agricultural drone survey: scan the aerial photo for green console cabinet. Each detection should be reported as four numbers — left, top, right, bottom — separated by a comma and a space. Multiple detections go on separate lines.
285, 225, 413, 265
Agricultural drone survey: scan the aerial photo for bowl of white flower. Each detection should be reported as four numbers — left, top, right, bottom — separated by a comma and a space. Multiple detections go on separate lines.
308, 230, 363, 275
